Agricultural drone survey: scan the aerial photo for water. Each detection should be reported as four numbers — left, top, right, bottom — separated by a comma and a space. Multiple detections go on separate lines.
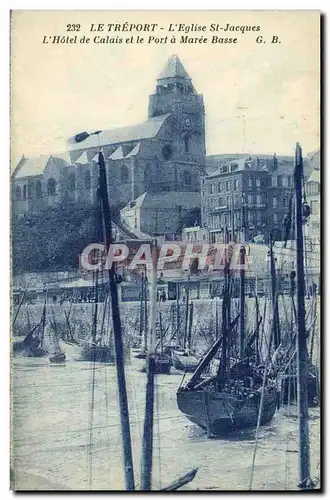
11, 354, 320, 491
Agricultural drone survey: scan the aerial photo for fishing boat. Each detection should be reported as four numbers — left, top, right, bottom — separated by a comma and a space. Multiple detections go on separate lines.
172, 350, 200, 372
21, 299, 48, 357
177, 325, 278, 435
171, 284, 200, 372
177, 246, 278, 436
49, 352, 66, 363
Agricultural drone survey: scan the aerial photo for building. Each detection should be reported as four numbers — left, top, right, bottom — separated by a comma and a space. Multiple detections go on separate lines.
201, 157, 270, 243
120, 191, 200, 237
202, 153, 315, 243
305, 168, 320, 244
12, 54, 205, 230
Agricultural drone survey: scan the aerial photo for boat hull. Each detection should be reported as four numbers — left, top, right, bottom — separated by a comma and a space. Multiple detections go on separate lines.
79, 344, 114, 363
172, 352, 200, 372
177, 386, 278, 435
155, 354, 172, 374
49, 353, 66, 363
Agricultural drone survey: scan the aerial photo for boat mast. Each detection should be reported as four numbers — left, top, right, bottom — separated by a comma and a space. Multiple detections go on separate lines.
139, 271, 144, 341
98, 151, 135, 491
187, 302, 194, 355
294, 143, 312, 489
140, 240, 157, 490
183, 272, 190, 350
239, 245, 246, 358
219, 248, 230, 383
269, 236, 281, 349
144, 271, 148, 352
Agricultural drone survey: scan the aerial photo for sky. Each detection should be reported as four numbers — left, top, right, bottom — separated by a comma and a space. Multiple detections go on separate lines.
10, 10, 320, 167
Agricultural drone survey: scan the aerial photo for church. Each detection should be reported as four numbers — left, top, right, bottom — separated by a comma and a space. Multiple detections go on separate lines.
12, 55, 206, 236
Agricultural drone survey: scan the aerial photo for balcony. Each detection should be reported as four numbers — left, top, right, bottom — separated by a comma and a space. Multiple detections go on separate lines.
212, 205, 228, 212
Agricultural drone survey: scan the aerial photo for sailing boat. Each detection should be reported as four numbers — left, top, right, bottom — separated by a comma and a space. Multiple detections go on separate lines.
48, 323, 66, 363
21, 297, 48, 357
79, 194, 115, 363
152, 308, 172, 374
172, 275, 200, 372
177, 248, 278, 436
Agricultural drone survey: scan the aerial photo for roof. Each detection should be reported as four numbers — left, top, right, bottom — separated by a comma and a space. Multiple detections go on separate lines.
13, 155, 49, 179
157, 55, 191, 81
206, 153, 293, 168
12, 154, 70, 179
131, 191, 201, 210
68, 114, 170, 151
75, 151, 89, 164
109, 146, 124, 160
307, 169, 320, 184
125, 142, 141, 158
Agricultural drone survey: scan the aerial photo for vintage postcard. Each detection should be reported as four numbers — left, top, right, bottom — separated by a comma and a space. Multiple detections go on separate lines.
10, 10, 321, 491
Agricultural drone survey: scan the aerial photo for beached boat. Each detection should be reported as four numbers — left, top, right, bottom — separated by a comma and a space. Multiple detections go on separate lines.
172, 350, 200, 372
177, 246, 278, 436
49, 352, 66, 363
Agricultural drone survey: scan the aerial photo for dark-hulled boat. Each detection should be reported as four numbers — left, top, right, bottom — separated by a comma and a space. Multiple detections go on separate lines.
177, 248, 278, 436
49, 352, 66, 363
177, 379, 277, 435
79, 341, 114, 363
172, 350, 200, 372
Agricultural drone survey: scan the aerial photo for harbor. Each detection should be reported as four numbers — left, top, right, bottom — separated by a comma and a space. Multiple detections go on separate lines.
11, 352, 320, 491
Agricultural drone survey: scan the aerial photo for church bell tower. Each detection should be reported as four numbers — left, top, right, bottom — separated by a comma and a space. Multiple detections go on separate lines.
148, 54, 206, 169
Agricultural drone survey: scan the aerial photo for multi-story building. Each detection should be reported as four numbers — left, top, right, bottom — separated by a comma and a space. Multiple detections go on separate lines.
305, 168, 320, 244
201, 157, 270, 243
202, 153, 316, 243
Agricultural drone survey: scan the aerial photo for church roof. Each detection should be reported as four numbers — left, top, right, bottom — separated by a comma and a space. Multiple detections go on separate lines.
69, 114, 170, 151
13, 154, 70, 179
75, 151, 89, 164
13, 155, 50, 179
125, 142, 141, 158
109, 146, 125, 160
125, 191, 200, 210
157, 55, 191, 81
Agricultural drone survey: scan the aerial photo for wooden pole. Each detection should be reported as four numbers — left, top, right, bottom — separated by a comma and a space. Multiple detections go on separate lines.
98, 152, 135, 491
140, 241, 157, 490
187, 302, 194, 354
239, 246, 246, 357
144, 272, 148, 352
294, 143, 312, 489
269, 237, 280, 349
183, 273, 190, 350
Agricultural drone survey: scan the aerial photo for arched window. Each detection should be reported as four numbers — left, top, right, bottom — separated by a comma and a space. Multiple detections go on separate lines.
68, 172, 76, 191
84, 170, 91, 189
15, 186, 21, 200
184, 135, 189, 153
183, 171, 191, 186
47, 178, 57, 196
144, 163, 152, 188
121, 165, 129, 183
36, 180, 42, 199
23, 185, 27, 200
